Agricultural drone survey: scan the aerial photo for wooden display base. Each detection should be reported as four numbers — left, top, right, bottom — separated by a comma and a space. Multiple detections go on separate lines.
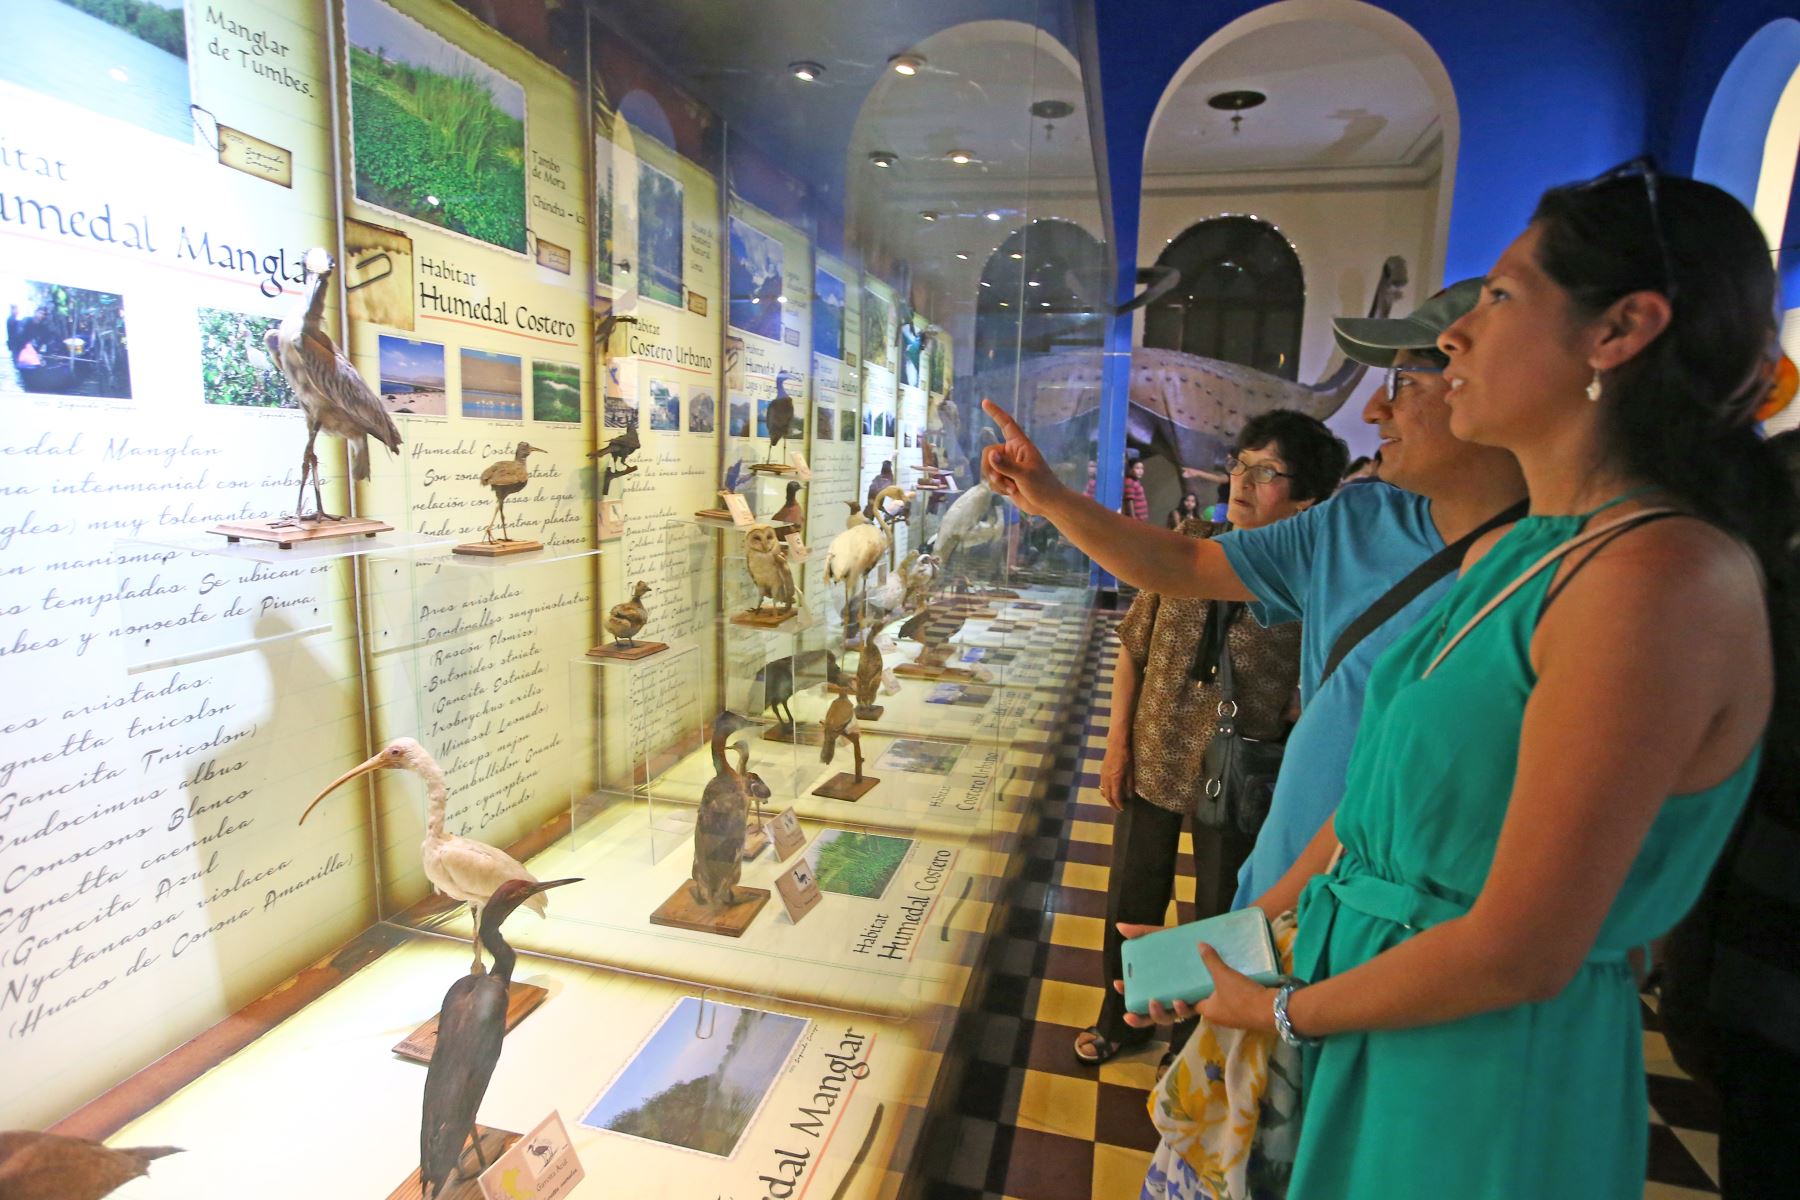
649, 882, 771, 937
749, 461, 797, 475
452, 538, 542, 558
763, 723, 823, 746
387, 1125, 519, 1200
730, 608, 797, 629
895, 662, 978, 681
694, 507, 735, 524
741, 826, 770, 861
813, 773, 880, 802
392, 981, 548, 1064
853, 704, 885, 721
210, 516, 392, 549
586, 640, 667, 661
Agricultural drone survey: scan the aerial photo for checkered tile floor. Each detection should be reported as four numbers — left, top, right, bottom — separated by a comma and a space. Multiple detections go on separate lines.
926, 613, 1726, 1199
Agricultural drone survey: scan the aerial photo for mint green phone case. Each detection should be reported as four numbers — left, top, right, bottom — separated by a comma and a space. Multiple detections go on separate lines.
1121, 908, 1283, 1015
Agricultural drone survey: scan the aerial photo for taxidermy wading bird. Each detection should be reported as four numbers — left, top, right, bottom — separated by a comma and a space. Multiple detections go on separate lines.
0, 1133, 179, 1200
764, 370, 798, 464
420, 876, 580, 1200
930, 479, 1001, 574
479, 442, 543, 543
825, 500, 887, 630
266, 248, 403, 522
743, 523, 797, 614
300, 738, 554, 973
591, 418, 640, 496
606, 580, 652, 647
692, 720, 763, 908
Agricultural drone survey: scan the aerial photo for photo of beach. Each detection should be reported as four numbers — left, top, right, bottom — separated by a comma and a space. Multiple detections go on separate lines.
460, 347, 523, 420
376, 335, 447, 415
2, 0, 191, 142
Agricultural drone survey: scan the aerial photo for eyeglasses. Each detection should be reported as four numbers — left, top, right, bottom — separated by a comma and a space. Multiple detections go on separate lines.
1573, 157, 1679, 303
1226, 455, 1294, 486
1386, 364, 1444, 399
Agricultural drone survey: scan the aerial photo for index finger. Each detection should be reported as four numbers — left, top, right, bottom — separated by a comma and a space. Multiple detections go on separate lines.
981, 398, 1025, 439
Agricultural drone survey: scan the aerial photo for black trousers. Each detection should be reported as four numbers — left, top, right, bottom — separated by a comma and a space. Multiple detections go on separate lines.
1717, 1029, 1800, 1198
1094, 793, 1255, 1045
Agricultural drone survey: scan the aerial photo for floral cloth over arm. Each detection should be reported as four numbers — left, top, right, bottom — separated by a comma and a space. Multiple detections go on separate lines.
1141, 912, 1301, 1200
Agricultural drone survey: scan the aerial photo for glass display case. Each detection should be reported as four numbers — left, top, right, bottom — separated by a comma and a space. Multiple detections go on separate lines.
0, 0, 1106, 1195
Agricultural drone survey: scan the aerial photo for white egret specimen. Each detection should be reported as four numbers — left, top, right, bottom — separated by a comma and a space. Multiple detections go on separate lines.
300, 738, 549, 971
824, 500, 888, 630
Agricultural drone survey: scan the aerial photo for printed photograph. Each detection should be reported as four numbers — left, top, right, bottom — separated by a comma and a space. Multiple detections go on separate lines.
345, 0, 527, 254
815, 405, 835, 441
595, 158, 614, 288
649, 379, 680, 432
581, 997, 807, 1158
728, 397, 751, 438
876, 739, 960, 777
2, 279, 132, 399
755, 397, 803, 441
377, 335, 447, 415
840, 407, 857, 442
926, 683, 993, 709
198, 309, 294, 409
861, 409, 873, 437
604, 393, 637, 430
687, 386, 716, 433
805, 829, 914, 900
638, 160, 685, 307
813, 267, 846, 362
899, 315, 923, 388
929, 334, 950, 395
460, 347, 524, 420
724, 335, 746, 391
728, 215, 785, 340
532, 360, 582, 423
861, 288, 893, 371
2, 0, 190, 142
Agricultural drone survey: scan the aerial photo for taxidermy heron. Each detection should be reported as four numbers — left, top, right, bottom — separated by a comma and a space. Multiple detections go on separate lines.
825, 500, 887, 630
420, 876, 580, 1200
300, 738, 553, 973
266, 247, 403, 522
764, 370, 798, 463
479, 442, 543, 543
0, 1133, 179, 1200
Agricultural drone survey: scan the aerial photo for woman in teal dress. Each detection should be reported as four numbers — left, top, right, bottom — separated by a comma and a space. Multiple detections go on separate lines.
1171, 166, 1799, 1198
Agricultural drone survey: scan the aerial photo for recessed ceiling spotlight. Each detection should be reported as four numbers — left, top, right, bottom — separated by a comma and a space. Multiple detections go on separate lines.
1040, 301, 1051, 308
985, 211, 1003, 221
947, 149, 975, 165
919, 210, 939, 222
1206, 89, 1267, 112
867, 150, 897, 168
954, 251, 970, 260
1027, 280, 1040, 287
999, 301, 1010, 308
108, 67, 130, 83
789, 61, 824, 82
1008, 252, 1023, 260
889, 53, 926, 76
980, 281, 991, 288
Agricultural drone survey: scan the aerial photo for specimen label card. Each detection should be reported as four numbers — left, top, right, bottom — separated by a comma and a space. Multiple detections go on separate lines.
724, 492, 756, 527
478, 1111, 584, 1200
769, 807, 806, 860
774, 859, 822, 924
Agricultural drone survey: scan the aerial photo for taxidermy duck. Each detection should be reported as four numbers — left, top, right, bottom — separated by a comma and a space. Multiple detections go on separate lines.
606, 581, 652, 647
300, 739, 552, 973
479, 441, 543, 543
743, 524, 797, 613
771, 480, 805, 529
0, 1133, 180, 1200
825, 500, 888, 629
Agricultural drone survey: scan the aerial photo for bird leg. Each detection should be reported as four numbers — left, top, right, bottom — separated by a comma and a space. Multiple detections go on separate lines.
497, 497, 510, 543
289, 419, 319, 524
484, 496, 504, 543
468, 904, 485, 974
309, 443, 341, 521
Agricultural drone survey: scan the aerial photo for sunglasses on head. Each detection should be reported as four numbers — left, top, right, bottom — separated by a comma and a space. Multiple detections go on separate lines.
1571, 156, 1679, 304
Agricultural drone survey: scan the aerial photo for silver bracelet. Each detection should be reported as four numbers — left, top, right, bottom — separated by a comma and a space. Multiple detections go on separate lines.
1273, 982, 1319, 1048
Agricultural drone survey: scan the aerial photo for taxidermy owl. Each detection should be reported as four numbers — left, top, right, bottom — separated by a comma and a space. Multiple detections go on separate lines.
743, 523, 797, 613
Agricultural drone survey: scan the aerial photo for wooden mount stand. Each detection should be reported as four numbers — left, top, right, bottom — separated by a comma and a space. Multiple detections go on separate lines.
393, 981, 548, 1064
763, 723, 823, 745
853, 704, 885, 721
730, 607, 797, 629
694, 507, 736, 524
386, 1125, 519, 1200
210, 516, 392, 549
813, 773, 879, 802
749, 461, 797, 475
452, 538, 542, 558
895, 662, 977, 681
586, 640, 667, 661
649, 882, 771, 937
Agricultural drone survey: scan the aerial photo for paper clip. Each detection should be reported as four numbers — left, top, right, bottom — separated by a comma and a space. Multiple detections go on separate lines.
347, 252, 392, 291
693, 989, 718, 1040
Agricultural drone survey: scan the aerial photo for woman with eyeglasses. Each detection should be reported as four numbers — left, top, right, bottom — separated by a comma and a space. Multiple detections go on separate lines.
1075, 411, 1347, 1069
1146, 165, 1797, 1199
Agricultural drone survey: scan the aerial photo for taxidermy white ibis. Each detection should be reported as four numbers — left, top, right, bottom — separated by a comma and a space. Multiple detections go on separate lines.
479, 442, 543, 543
265, 247, 403, 522
299, 738, 553, 973
606, 580, 651, 647
765, 371, 798, 463
0, 1133, 179, 1200
932, 479, 999, 573
420, 876, 580, 1200
825, 501, 888, 630
591, 419, 640, 495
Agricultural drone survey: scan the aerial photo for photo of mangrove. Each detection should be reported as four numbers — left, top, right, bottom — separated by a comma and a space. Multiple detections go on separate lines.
861, 288, 893, 371
460, 347, 523, 420
377, 334, 447, 415
840, 407, 857, 442
637, 160, 685, 307
582, 997, 807, 1158
198, 308, 295, 409
686, 386, 715, 433
344, 0, 528, 254
728, 214, 784, 340
531, 359, 582, 423
813, 267, 846, 362
805, 829, 914, 900
877, 739, 960, 777
2, 0, 190, 141
648, 379, 679, 431
816, 405, 835, 441
3, 278, 132, 399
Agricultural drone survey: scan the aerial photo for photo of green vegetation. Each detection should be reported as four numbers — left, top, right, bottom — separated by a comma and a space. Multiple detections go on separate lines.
345, 0, 527, 254
532, 360, 581, 423
198, 309, 295, 408
805, 830, 913, 900
582, 998, 806, 1158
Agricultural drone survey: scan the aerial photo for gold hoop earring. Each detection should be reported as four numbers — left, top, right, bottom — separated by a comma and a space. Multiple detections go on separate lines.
1586, 370, 1603, 403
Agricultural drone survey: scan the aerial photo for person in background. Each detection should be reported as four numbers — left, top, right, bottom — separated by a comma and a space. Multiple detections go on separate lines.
1340, 454, 1379, 483
1165, 491, 1204, 529
1123, 456, 1150, 521
1076, 411, 1345, 1068
980, 280, 1528, 909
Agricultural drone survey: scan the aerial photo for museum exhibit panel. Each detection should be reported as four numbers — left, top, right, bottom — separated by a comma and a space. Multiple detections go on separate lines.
0, 0, 1105, 1195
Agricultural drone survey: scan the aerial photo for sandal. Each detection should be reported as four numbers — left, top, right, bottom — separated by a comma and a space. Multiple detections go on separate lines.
1072, 1025, 1147, 1066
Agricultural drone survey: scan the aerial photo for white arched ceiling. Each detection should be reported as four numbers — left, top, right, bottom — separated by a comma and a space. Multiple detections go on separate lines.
1754, 63, 1800, 266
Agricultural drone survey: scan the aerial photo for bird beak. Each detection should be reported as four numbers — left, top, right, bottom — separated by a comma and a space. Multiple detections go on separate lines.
527, 445, 546, 454
527, 877, 582, 896
299, 752, 388, 825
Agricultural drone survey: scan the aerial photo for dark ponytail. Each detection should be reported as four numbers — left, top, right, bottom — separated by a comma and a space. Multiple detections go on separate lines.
1533, 174, 1799, 801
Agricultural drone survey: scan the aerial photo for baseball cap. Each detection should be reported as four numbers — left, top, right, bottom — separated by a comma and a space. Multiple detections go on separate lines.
1331, 277, 1484, 368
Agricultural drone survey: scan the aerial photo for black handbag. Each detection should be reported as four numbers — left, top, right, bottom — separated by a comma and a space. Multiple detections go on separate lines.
1195, 603, 1285, 836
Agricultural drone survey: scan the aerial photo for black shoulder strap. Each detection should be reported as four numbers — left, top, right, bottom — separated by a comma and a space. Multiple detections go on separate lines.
1317, 499, 1529, 689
